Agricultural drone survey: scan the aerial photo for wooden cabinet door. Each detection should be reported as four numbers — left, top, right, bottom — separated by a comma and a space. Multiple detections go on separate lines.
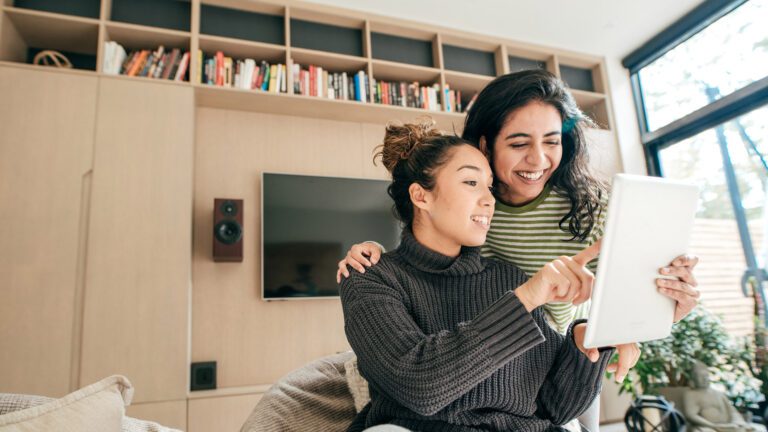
80, 77, 193, 403
0, 65, 98, 397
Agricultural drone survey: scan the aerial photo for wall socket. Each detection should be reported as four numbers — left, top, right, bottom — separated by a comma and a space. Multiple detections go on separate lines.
190, 361, 217, 391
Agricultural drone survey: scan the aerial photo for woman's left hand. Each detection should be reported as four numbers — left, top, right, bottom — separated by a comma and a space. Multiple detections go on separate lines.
657, 254, 701, 322
574, 324, 640, 382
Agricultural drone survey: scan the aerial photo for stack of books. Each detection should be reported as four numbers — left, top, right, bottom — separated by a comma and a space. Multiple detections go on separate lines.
292, 64, 369, 102
199, 51, 287, 93
371, 80, 442, 111
103, 42, 189, 81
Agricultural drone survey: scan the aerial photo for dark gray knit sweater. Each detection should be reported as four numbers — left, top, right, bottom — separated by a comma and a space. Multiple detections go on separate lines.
339, 229, 614, 432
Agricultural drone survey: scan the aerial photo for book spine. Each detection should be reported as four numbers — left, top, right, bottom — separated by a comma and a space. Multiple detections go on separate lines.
174, 52, 189, 81
216, 51, 224, 86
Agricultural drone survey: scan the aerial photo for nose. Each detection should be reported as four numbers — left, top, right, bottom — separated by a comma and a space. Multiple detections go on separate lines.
525, 143, 546, 166
481, 186, 495, 207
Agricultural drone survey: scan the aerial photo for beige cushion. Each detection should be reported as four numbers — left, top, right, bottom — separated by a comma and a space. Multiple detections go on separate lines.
343, 356, 369, 413
0, 375, 132, 432
240, 351, 357, 432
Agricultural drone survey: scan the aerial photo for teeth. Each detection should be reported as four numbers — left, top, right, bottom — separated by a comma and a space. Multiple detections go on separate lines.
517, 170, 544, 180
471, 215, 490, 226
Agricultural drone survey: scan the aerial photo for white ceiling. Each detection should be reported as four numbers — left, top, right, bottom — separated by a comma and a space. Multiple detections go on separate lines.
303, 0, 704, 59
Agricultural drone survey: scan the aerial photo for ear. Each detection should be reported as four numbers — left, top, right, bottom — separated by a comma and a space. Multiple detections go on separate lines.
478, 136, 490, 158
409, 182, 430, 212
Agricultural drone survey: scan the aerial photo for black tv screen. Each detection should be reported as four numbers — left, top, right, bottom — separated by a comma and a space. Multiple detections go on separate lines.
261, 172, 401, 300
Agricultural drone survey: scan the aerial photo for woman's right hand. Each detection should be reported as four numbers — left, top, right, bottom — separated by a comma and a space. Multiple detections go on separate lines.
336, 242, 384, 283
515, 241, 601, 312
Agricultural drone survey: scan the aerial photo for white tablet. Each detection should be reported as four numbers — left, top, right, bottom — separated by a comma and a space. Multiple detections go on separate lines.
583, 174, 699, 349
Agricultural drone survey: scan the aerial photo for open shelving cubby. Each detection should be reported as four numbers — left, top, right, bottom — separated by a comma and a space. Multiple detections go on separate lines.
0, 0, 616, 131
108, 0, 191, 32
507, 46, 552, 74
12, 0, 100, 19
0, 5, 99, 70
556, 54, 610, 129
200, 0, 285, 46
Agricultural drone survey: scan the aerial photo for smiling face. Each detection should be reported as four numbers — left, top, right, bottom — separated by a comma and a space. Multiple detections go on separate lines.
411, 144, 495, 256
485, 101, 563, 206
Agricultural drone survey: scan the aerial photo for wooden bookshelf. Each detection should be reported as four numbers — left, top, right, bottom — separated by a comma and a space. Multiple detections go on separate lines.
0, 0, 616, 130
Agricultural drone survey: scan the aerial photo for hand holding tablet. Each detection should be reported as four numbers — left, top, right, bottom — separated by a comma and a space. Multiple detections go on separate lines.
583, 174, 700, 349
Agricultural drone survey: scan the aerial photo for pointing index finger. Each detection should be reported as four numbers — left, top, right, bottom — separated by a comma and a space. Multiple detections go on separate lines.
573, 238, 602, 266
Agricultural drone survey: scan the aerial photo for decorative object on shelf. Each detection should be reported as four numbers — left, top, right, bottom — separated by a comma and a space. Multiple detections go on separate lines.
681, 361, 766, 431
32, 50, 72, 68
624, 395, 686, 432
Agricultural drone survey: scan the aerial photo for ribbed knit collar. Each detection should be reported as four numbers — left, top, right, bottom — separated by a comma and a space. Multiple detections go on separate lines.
396, 229, 486, 276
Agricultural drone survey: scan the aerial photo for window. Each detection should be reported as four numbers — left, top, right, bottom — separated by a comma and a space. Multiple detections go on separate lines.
623, 0, 768, 336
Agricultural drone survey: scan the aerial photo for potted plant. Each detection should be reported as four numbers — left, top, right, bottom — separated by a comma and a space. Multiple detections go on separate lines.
616, 306, 764, 416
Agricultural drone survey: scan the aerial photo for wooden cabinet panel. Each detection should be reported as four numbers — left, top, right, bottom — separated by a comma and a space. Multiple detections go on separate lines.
126, 399, 187, 431
0, 65, 97, 397
188, 393, 263, 432
80, 76, 193, 403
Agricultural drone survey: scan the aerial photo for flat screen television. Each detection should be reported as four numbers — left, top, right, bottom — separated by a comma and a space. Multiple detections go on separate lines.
261, 172, 401, 300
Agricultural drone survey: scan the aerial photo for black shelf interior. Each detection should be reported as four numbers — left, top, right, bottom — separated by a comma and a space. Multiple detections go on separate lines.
201, 4, 284, 45
371, 32, 433, 68
290, 19, 362, 57
27, 47, 96, 70
442, 44, 495, 76
560, 65, 595, 92
111, 0, 191, 32
508, 55, 545, 73
13, 0, 100, 19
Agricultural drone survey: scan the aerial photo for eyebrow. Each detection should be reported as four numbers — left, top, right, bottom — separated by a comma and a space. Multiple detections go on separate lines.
457, 165, 481, 172
504, 131, 561, 139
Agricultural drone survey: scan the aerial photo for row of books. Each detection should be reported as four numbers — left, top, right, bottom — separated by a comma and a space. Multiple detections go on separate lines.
293, 65, 368, 102
103, 42, 189, 81
199, 51, 287, 93
370, 81, 442, 111
101, 44, 478, 112
445, 87, 478, 114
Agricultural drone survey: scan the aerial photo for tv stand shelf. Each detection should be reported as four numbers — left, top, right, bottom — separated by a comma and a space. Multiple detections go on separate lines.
0, 0, 616, 131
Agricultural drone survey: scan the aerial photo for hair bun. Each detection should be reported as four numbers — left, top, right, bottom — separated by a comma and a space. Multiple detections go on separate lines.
376, 117, 442, 173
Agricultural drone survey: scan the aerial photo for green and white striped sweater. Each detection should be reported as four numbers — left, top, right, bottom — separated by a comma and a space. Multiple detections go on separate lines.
482, 184, 606, 334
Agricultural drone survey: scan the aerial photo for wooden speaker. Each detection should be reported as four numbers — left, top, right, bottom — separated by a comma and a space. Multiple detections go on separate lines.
213, 198, 243, 262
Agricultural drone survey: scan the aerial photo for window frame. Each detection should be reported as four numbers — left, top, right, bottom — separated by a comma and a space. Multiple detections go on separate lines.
622, 0, 768, 317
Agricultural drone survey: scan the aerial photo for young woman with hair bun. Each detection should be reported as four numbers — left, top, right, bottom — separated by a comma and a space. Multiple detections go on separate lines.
339, 118, 627, 432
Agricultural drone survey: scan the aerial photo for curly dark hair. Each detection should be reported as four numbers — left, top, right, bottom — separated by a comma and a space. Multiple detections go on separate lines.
462, 69, 606, 241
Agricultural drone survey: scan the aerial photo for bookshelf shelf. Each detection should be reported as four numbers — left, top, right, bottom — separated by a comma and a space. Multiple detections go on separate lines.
0, 0, 616, 131
290, 47, 367, 72
371, 59, 440, 84
570, 89, 605, 107
104, 22, 191, 51
4, 5, 99, 25
443, 70, 493, 93
0, 59, 97, 76
194, 83, 463, 130
103, 71, 192, 87
198, 34, 285, 64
